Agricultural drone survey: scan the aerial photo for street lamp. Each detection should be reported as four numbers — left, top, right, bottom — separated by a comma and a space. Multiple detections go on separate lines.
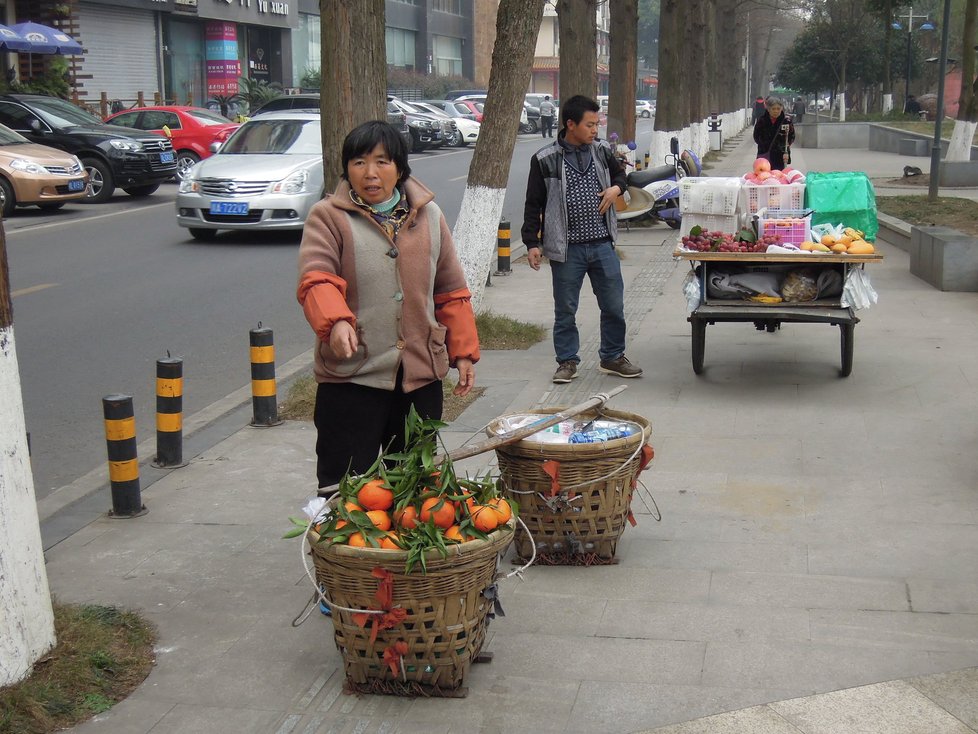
893, 7, 935, 113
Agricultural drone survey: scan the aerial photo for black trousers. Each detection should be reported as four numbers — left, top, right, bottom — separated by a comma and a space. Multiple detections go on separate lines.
313, 370, 443, 489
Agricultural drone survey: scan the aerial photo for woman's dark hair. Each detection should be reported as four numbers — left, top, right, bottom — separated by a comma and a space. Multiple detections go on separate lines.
559, 94, 600, 130
340, 120, 411, 184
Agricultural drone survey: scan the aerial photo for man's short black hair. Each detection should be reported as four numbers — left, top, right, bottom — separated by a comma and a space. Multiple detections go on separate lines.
340, 120, 411, 184
559, 94, 599, 129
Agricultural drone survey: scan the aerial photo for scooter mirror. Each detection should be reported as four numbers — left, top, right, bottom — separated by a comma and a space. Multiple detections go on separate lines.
670, 137, 679, 155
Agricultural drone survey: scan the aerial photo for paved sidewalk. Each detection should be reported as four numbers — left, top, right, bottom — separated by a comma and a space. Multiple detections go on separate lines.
39, 129, 978, 733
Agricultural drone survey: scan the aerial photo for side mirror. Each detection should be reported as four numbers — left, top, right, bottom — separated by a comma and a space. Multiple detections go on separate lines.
670, 137, 679, 155
209, 141, 222, 154
30, 118, 41, 132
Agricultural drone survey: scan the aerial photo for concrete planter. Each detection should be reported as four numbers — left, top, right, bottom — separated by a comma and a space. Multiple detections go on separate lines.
909, 225, 978, 292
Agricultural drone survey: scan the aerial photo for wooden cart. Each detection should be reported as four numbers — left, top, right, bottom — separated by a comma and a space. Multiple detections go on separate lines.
675, 250, 883, 377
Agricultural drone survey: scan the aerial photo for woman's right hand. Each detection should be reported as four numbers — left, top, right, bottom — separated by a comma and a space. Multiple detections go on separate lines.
329, 320, 358, 359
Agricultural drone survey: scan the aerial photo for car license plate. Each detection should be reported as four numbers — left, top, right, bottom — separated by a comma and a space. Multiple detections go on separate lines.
209, 201, 249, 215
160, 151, 175, 163
68, 179, 85, 192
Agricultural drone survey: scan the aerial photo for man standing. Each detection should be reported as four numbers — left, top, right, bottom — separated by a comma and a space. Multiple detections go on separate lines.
521, 94, 642, 384
792, 96, 806, 123
539, 95, 555, 138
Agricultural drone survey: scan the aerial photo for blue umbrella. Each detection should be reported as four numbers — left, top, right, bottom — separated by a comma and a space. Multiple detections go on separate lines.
9, 21, 83, 55
0, 23, 32, 52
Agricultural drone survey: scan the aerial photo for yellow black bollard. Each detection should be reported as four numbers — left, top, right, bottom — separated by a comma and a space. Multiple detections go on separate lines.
634, 154, 642, 171
250, 324, 282, 427
102, 394, 145, 517
495, 219, 512, 276
644, 151, 651, 169
154, 354, 186, 468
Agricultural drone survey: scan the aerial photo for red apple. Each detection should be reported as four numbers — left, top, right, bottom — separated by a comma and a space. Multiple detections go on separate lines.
756, 171, 772, 182
753, 157, 772, 174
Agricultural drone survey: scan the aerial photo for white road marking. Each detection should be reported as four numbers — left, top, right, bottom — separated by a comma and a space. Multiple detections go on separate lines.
11, 283, 58, 297
5, 200, 173, 235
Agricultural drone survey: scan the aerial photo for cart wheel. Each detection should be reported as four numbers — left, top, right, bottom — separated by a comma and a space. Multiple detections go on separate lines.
839, 323, 854, 377
691, 318, 706, 375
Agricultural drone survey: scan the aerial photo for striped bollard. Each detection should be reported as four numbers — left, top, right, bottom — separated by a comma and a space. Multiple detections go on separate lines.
102, 394, 145, 517
644, 151, 651, 169
495, 219, 511, 276
250, 324, 282, 427
154, 354, 187, 468
634, 154, 642, 171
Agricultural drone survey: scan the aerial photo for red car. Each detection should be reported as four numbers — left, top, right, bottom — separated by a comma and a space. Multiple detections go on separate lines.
104, 106, 239, 181
454, 100, 484, 123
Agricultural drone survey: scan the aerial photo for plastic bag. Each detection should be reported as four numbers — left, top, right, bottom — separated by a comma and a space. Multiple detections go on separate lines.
804, 171, 879, 242
683, 269, 701, 313
781, 269, 819, 302
841, 268, 878, 310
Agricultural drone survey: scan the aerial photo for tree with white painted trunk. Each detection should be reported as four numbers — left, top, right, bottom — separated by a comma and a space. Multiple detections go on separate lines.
453, 0, 548, 308
0, 227, 56, 687
947, 0, 977, 162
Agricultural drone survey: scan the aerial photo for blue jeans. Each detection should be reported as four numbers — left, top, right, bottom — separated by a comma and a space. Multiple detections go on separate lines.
550, 241, 626, 363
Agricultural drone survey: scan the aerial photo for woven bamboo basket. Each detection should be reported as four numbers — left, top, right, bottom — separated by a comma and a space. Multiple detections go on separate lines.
308, 520, 514, 695
487, 407, 651, 563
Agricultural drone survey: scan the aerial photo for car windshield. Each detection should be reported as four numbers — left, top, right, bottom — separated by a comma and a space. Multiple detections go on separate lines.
27, 97, 104, 128
186, 109, 233, 126
395, 100, 424, 114
0, 124, 28, 145
417, 104, 448, 118
221, 119, 321, 155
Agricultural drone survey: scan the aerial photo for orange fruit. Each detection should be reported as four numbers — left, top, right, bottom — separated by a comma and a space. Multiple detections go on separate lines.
820, 234, 836, 246
347, 532, 368, 547
393, 505, 419, 529
839, 234, 853, 245
471, 504, 500, 532
344, 501, 363, 513
421, 496, 456, 528
335, 519, 348, 530
366, 510, 392, 531
830, 243, 848, 253
380, 531, 401, 550
358, 478, 394, 511
444, 525, 463, 542
489, 497, 512, 524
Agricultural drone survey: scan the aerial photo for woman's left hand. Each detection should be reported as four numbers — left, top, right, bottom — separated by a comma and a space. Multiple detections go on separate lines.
453, 358, 476, 396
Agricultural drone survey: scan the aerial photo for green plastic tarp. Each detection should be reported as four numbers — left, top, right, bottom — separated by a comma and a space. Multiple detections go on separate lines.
804, 171, 878, 242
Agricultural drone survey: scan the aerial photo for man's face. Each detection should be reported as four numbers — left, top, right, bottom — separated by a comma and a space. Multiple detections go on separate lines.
565, 110, 600, 146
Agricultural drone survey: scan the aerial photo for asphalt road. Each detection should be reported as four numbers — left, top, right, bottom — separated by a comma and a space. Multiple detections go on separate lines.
7, 120, 656, 501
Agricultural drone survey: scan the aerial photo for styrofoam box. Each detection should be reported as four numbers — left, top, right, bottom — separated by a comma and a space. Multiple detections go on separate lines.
679, 177, 743, 215
683, 212, 743, 236
743, 182, 805, 214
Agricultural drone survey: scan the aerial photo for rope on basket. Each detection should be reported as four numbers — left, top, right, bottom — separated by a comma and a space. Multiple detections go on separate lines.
633, 477, 662, 522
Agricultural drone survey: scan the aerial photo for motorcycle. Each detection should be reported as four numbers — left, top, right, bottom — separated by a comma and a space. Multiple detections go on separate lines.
621, 137, 702, 229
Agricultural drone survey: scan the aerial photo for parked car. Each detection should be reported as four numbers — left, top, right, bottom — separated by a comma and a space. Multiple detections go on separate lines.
453, 99, 484, 123
0, 93, 177, 203
105, 105, 239, 181
175, 111, 324, 241
412, 102, 480, 146
445, 89, 487, 101
456, 94, 530, 131
635, 100, 655, 118
251, 94, 412, 150
387, 97, 451, 153
525, 93, 559, 118
421, 98, 480, 122
0, 122, 88, 217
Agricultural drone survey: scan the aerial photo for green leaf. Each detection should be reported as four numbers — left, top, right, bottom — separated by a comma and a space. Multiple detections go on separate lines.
690, 225, 704, 236
281, 526, 308, 539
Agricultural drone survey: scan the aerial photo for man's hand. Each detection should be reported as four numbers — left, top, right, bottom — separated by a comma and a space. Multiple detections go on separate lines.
598, 185, 622, 215
453, 358, 475, 396
526, 247, 542, 271
328, 320, 358, 359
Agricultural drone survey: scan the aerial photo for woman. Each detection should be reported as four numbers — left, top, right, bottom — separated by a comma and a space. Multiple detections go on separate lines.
297, 120, 479, 490
752, 95, 795, 171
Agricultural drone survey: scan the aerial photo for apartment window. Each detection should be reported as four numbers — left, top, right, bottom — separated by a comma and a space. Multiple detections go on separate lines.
293, 13, 321, 85
432, 34, 462, 76
433, 0, 462, 14
392, 0, 420, 4
386, 27, 417, 68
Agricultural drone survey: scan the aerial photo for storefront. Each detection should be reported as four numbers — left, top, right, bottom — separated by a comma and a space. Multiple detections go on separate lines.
164, 0, 297, 109
75, 0, 170, 105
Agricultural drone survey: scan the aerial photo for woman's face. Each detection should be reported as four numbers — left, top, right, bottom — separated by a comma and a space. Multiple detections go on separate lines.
347, 143, 400, 205
767, 103, 783, 117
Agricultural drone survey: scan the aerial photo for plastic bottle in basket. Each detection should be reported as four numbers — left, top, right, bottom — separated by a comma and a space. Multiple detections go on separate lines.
568, 426, 634, 443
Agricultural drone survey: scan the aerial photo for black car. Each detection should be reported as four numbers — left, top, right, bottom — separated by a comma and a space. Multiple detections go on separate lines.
0, 94, 177, 202
251, 94, 413, 151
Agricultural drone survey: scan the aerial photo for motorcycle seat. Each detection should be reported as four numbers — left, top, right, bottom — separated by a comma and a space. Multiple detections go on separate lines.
627, 165, 677, 187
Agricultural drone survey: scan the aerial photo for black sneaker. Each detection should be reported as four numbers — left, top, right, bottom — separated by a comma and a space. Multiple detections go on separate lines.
552, 361, 579, 383
599, 355, 643, 378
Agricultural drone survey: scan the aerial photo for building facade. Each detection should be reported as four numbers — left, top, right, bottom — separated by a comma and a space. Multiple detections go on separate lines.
529, 3, 610, 98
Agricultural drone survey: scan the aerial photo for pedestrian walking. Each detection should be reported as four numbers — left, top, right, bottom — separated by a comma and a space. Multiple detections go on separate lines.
297, 120, 480, 490
792, 96, 806, 124
753, 95, 795, 171
539, 94, 555, 138
752, 95, 766, 124
521, 94, 642, 384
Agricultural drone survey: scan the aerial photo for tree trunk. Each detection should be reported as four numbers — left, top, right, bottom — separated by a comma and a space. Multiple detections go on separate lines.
0, 226, 56, 687
453, 0, 548, 308
320, 0, 387, 192
656, 0, 685, 132
882, 0, 894, 112
607, 0, 638, 146
947, 0, 978, 160
558, 0, 598, 102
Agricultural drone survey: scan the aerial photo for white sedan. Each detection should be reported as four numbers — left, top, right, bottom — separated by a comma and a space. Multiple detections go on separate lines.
412, 102, 480, 147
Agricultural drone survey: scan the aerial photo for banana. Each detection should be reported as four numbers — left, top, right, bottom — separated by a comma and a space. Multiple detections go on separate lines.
749, 295, 783, 303
844, 227, 865, 239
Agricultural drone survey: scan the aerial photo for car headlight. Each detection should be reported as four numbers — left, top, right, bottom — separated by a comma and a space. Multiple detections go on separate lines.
109, 139, 143, 152
272, 169, 308, 195
178, 179, 199, 193
9, 158, 47, 175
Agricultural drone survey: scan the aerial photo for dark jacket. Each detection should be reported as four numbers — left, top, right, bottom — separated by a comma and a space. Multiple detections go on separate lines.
751, 99, 766, 123
521, 133, 628, 263
753, 112, 795, 170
